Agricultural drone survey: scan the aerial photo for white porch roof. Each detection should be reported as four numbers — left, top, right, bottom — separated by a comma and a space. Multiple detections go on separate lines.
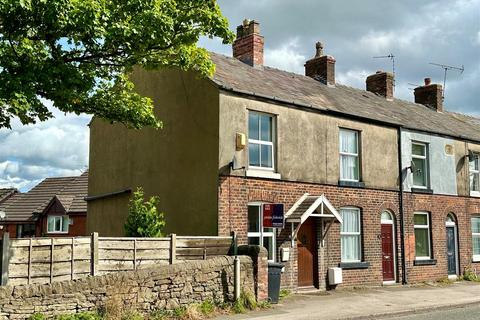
285, 193, 343, 225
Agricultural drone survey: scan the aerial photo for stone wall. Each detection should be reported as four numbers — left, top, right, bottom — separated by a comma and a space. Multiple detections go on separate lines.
0, 256, 255, 319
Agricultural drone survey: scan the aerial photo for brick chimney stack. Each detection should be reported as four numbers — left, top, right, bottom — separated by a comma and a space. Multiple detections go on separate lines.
305, 42, 336, 86
232, 19, 264, 67
414, 78, 443, 112
366, 70, 394, 100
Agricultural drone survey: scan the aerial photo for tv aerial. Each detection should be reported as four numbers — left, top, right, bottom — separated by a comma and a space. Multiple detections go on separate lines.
429, 62, 464, 100
373, 53, 396, 90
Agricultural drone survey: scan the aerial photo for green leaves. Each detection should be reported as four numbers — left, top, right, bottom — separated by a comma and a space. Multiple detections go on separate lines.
0, 0, 234, 128
124, 187, 166, 238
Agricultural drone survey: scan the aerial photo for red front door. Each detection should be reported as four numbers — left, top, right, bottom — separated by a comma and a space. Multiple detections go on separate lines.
381, 224, 395, 281
297, 218, 317, 287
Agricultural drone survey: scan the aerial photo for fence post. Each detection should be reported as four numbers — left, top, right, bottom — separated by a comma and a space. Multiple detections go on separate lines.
28, 238, 32, 284
91, 232, 99, 276
170, 234, 176, 264
0, 233, 9, 286
50, 238, 54, 283
133, 239, 137, 271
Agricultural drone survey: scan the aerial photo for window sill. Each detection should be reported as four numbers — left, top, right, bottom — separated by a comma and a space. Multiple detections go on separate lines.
338, 181, 365, 188
246, 170, 281, 180
339, 262, 370, 270
470, 192, 480, 197
413, 259, 437, 266
411, 188, 434, 194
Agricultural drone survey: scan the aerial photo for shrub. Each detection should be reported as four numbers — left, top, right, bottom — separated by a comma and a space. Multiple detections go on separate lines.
198, 300, 215, 316
463, 266, 479, 282
124, 187, 166, 237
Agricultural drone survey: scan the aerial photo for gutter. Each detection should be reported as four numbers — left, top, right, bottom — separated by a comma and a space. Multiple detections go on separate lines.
217, 85, 480, 145
398, 127, 408, 285
84, 188, 132, 202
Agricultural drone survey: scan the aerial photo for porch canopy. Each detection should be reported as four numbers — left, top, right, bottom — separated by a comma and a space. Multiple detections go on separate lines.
285, 193, 343, 246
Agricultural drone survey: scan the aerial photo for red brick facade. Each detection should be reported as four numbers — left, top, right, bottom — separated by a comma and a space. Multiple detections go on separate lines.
218, 175, 480, 290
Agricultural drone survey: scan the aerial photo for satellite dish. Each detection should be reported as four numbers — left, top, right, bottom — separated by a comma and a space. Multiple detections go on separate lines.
0, 211, 5, 219
409, 160, 416, 172
468, 150, 475, 160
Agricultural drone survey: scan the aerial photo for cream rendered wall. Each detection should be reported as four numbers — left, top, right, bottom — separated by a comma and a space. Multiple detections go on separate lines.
219, 92, 399, 190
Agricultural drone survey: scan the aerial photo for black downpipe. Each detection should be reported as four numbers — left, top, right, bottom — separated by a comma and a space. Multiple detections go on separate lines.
398, 127, 408, 285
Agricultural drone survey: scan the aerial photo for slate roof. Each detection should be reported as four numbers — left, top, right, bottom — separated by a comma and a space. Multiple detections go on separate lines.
0, 171, 88, 222
210, 53, 480, 143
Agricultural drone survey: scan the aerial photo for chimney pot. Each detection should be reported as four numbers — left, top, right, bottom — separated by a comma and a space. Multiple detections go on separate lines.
233, 19, 264, 67
366, 71, 394, 100
305, 42, 336, 86
414, 80, 443, 112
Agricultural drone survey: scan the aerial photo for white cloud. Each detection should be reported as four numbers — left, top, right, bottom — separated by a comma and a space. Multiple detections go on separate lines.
264, 38, 306, 74
0, 101, 90, 191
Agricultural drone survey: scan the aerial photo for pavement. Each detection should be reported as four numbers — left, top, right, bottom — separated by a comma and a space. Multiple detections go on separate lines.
216, 282, 480, 320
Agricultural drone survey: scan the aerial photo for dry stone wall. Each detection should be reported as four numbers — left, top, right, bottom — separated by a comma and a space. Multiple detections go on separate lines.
0, 256, 254, 319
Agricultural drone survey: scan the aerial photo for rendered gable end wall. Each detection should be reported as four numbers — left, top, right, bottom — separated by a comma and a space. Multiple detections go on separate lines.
87, 69, 220, 236
401, 130, 457, 195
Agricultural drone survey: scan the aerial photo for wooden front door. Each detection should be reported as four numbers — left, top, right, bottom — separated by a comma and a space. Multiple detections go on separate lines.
381, 224, 395, 281
297, 218, 317, 287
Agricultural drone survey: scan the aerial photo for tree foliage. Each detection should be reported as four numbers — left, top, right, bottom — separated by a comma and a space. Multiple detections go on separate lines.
0, 0, 234, 129
124, 187, 165, 237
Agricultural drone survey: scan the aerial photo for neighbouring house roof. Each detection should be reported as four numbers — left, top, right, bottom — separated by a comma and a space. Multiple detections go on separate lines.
210, 53, 480, 143
0, 171, 88, 222
0, 188, 18, 204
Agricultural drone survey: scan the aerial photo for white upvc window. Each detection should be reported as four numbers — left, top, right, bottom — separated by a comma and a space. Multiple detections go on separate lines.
339, 129, 360, 182
414, 212, 431, 260
470, 152, 480, 196
340, 207, 362, 262
47, 215, 69, 233
247, 203, 276, 262
248, 112, 275, 171
472, 217, 480, 261
412, 142, 429, 188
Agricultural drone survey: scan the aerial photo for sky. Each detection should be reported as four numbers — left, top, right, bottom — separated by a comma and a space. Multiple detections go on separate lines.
0, 0, 479, 191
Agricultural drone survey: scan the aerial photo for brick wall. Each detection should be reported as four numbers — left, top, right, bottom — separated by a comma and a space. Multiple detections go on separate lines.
218, 175, 480, 290
403, 193, 480, 282
218, 175, 401, 290
0, 256, 255, 319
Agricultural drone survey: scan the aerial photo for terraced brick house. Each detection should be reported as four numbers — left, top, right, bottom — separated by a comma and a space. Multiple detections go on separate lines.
87, 20, 480, 290
0, 172, 88, 238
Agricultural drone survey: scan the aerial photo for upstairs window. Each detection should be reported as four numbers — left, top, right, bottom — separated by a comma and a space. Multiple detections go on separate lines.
412, 142, 429, 188
47, 215, 69, 233
340, 207, 362, 262
470, 152, 480, 195
339, 129, 360, 181
414, 212, 431, 260
248, 112, 274, 170
472, 217, 480, 261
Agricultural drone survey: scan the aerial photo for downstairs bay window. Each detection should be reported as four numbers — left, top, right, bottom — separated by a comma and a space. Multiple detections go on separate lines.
247, 203, 276, 261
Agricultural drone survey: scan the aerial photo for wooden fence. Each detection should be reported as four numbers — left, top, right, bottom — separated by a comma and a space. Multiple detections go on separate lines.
0, 233, 234, 286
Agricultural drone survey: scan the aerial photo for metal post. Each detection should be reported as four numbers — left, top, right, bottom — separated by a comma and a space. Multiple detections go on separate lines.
234, 256, 241, 300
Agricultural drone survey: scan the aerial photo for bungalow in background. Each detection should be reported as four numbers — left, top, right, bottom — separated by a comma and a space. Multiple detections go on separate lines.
0, 171, 88, 238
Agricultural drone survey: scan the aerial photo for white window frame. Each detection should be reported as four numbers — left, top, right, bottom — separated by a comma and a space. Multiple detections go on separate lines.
248, 111, 275, 172
47, 215, 69, 234
470, 152, 480, 196
411, 142, 429, 189
339, 129, 360, 182
247, 202, 276, 262
472, 217, 480, 262
340, 207, 362, 263
414, 212, 431, 260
